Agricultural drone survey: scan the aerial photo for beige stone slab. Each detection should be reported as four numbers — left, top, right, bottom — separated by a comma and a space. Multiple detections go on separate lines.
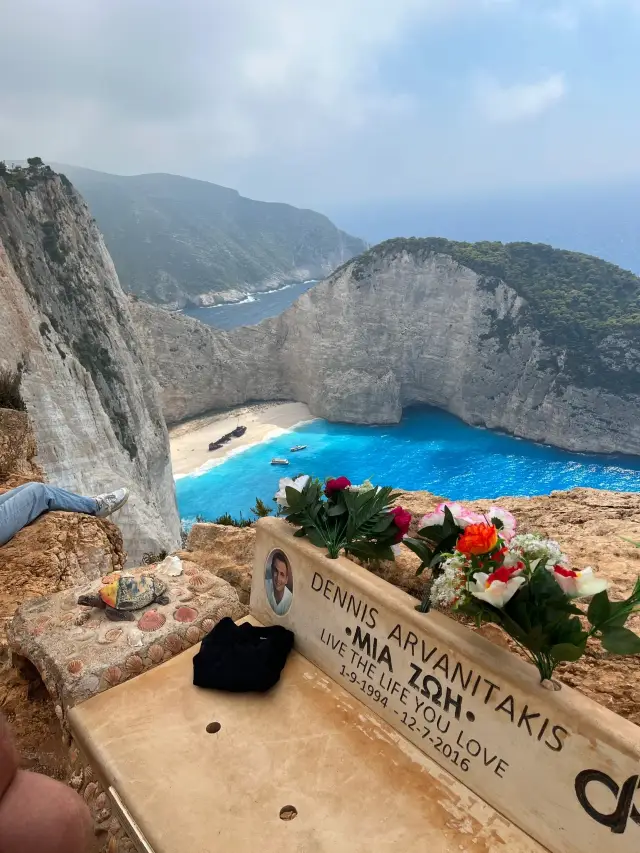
69, 619, 544, 853
251, 518, 640, 853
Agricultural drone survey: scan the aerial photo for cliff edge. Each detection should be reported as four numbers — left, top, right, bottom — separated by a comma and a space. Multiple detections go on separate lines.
0, 162, 181, 560
133, 238, 640, 455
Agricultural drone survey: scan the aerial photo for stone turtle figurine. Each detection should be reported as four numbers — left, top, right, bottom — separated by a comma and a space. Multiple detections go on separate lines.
77, 574, 170, 621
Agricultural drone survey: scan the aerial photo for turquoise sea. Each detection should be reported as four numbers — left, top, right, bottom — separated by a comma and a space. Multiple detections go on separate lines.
175, 407, 640, 523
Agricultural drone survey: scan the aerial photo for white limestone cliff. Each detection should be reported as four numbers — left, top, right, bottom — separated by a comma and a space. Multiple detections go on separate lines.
132, 248, 640, 456
0, 167, 181, 561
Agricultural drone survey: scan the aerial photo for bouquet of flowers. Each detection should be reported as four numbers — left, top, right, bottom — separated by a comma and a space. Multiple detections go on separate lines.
275, 475, 412, 561
404, 502, 640, 682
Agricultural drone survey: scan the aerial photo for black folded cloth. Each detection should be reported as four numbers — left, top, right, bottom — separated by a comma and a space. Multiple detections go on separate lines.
193, 617, 295, 693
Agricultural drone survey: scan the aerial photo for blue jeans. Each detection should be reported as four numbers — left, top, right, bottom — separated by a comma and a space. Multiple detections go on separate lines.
0, 482, 98, 546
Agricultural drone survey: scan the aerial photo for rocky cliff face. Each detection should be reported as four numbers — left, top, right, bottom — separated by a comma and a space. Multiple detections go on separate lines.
0, 164, 181, 560
57, 165, 367, 308
133, 242, 640, 455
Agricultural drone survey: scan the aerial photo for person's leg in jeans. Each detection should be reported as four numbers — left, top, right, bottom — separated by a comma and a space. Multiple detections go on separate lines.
0, 483, 128, 547
0, 483, 97, 546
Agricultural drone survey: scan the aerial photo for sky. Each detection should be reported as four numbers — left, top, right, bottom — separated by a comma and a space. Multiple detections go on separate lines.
2, 0, 640, 210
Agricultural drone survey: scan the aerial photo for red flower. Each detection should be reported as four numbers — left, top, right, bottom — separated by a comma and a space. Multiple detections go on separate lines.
325, 476, 351, 498
457, 523, 499, 556
553, 565, 577, 578
390, 506, 412, 542
487, 566, 521, 585
491, 546, 508, 563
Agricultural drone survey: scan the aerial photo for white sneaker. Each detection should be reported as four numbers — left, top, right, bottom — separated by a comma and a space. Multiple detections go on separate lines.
94, 488, 129, 518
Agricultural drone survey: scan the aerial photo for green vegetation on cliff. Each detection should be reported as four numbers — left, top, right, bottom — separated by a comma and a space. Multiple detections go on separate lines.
54, 164, 367, 306
350, 237, 640, 391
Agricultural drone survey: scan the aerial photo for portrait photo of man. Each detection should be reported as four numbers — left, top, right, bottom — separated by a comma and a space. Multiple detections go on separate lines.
265, 549, 293, 616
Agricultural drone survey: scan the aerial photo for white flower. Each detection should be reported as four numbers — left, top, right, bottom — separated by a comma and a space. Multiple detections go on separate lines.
487, 506, 517, 542
419, 510, 445, 530
468, 569, 526, 608
347, 479, 375, 494
433, 502, 482, 528
460, 511, 487, 527
549, 565, 608, 598
429, 555, 467, 608
436, 501, 465, 521
274, 475, 310, 508
502, 548, 525, 570
510, 533, 565, 567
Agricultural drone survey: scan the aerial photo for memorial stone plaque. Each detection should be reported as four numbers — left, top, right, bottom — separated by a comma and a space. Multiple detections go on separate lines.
252, 518, 640, 853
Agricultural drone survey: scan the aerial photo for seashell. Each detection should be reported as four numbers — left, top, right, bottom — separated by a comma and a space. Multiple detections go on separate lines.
31, 623, 46, 637
183, 565, 198, 577
173, 606, 198, 623
84, 781, 98, 803
97, 807, 111, 823
185, 625, 201, 645
126, 628, 144, 649
68, 746, 80, 766
95, 792, 108, 810
148, 644, 164, 663
125, 655, 144, 675
188, 573, 214, 591
99, 627, 124, 645
201, 618, 216, 634
137, 610, 166, 632
83, 765, 94, 783
178, 590, 194, 602
36, 615, 52, 627
103, 666, 122, 686
54, 704, 63, 721
120, 839, 136, 853
67, 659, 84, 675
107, 836, 119, 853
108, 818, 121, 835
59, 612, 76, 626
69, 771, 83, 790
73, 611, 91, 627
101, 572, 122, 585
77, 674, 100, 696
164, 633, 184, 654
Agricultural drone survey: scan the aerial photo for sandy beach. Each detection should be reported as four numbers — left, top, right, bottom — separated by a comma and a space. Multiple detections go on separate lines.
169, 401, 314, 477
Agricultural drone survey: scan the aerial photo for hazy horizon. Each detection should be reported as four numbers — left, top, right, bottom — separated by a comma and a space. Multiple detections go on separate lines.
2, 1, 640, 213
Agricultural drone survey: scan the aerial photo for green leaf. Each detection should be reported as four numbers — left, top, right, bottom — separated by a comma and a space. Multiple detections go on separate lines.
606, 601, 631, 628
403, 538, 434, 565
550, 643, 584, 663
441, 506, 460, 540
284, 486, 304, 511
587, 590, 610, 627
293, 528, 307, 538
306, 528, 326, 549
371, 515, 394, 533
417, 523, 446, 541
327, 503, 347, 516
601, 627, 640, 656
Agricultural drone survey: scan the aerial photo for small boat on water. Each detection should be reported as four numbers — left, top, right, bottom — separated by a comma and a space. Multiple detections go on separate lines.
271, 458, 290, 466
290, 445, 307, 452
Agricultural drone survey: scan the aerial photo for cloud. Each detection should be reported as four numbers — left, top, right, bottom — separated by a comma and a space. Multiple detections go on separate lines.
0, 0, 442, 166
0, 0, 637, 210
474, 73, 567, 123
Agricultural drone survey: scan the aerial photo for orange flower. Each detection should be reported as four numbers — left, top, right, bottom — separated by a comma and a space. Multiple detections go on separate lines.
457, 523, 499, 556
